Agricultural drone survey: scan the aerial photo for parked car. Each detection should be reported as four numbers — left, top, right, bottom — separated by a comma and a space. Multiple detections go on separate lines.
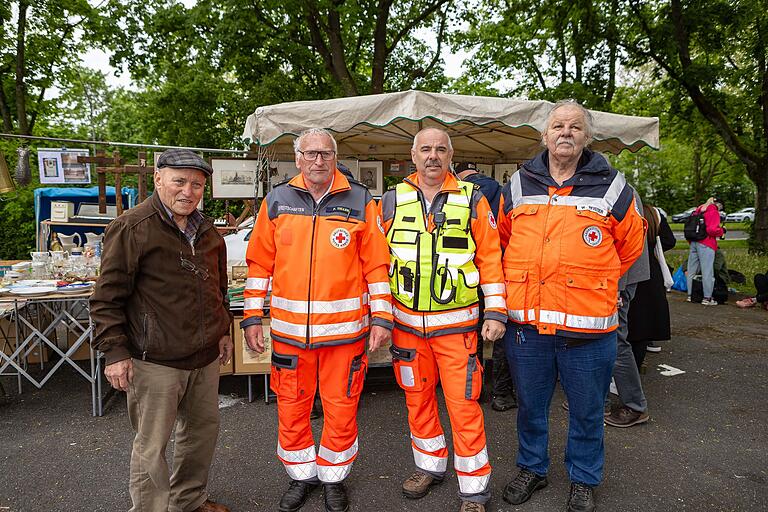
671, 207, 696, 223
224, 216, 254, 271
671, 206, 726, 223
725, 207, 755, 223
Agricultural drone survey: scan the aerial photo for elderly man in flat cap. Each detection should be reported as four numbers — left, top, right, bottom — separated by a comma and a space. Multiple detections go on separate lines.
91, 149, 233, 512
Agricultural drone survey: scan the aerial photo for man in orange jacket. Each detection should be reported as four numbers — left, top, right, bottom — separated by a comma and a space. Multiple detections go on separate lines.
380, 128, 506, 512
243, 128, 393, 512
497, 100, 645, 512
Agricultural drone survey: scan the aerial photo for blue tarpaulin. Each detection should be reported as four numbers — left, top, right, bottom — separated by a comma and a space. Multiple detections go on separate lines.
34, 186, 137, 250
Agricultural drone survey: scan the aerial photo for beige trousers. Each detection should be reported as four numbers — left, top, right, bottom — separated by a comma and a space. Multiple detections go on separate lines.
127, 358, 220, 512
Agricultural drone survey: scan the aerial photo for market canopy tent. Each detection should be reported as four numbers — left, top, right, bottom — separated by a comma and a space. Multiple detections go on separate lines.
242, 90, 660, 163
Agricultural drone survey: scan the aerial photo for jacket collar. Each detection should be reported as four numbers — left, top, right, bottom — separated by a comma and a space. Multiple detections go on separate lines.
403, 171, 461, 193
150, 192, 211, 234
524, 148, 611, 177
289, 168, 351, 195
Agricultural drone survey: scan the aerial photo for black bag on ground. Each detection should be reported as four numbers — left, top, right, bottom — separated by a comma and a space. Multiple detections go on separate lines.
684, 211, 708, 241
690, 275, 729, 304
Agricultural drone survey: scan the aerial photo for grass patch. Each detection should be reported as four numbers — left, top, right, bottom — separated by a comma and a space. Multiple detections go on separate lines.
666, 246, 767, 295
668, 222, 750, 231
673, 239, 747, 250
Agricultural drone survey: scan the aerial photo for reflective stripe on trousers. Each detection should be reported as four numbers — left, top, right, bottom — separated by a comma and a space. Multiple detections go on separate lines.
277, 442, 318, 481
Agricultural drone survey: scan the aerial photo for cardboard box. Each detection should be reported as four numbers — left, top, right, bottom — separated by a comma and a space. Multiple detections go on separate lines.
51, 201, 75, 222
368, 338, 392, 366
233, 316, 272, 375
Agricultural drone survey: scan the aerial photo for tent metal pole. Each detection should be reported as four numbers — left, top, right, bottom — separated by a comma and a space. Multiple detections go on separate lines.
0, 133, 250, 154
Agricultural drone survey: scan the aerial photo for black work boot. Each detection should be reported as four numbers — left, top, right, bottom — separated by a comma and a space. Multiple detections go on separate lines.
502, 468, 548, 505
491, 393, 518, 411
323, 482, 349, 512
567, 482, 596, 512
278, 480, 317, 512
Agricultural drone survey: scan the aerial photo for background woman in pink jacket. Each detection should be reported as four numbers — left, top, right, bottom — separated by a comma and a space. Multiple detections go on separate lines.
686, 196, 725, 305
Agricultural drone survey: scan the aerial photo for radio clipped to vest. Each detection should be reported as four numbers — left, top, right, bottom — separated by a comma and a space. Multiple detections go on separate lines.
387, 182, 480, 312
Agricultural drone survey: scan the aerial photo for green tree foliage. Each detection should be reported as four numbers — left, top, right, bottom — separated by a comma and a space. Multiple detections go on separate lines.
618, 0, 768, 249
453, 0, 620, 107
0, 0, 109, 135
102, 0, 453, 105
610, 81, 754, 214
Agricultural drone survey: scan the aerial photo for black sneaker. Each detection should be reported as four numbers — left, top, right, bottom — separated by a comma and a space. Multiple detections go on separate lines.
278, 480, 317, 512
502, 468, 548, 505
491, 393, 518, 411
567, 482, 595, 512
323, 482, 349, 512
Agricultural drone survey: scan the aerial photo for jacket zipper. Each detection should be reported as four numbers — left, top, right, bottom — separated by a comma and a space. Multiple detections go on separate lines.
306, 193, 332, 349
306, 207, 318, 349
141, 313, 148, 360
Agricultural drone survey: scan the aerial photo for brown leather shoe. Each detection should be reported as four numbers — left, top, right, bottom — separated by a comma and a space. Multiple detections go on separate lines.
402, 471, 442, 499
459, 500, 485, 512
192, 500, 230, 512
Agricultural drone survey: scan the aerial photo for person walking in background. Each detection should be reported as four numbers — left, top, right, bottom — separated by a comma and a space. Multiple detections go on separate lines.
627, 206, 676, 366
602, 189, 652, 429
497, 100, 645, 512
90, 149, 233, 512
454, 161, 517, 412
686, 196, 725, 305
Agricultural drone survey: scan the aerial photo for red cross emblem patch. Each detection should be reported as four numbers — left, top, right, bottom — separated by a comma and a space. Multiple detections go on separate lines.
330, 227, 351, 249
582, 226, 602, 247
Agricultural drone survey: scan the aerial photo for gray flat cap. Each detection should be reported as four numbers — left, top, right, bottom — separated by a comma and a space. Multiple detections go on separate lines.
156, 149, 213, 176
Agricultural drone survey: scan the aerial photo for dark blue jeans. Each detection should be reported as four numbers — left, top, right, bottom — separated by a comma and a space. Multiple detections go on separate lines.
504, 326, 617, 486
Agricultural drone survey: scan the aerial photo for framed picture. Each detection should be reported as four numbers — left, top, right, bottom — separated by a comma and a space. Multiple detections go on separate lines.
476, 164, 493, 177
233, 317, 273, 374
358, 161, 384, 196
494, 163, 517, 185
38, 148, 91, 184
211, 157, 260, 199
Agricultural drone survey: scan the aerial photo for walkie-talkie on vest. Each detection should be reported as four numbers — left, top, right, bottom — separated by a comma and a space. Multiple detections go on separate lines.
399, 266, 414, 292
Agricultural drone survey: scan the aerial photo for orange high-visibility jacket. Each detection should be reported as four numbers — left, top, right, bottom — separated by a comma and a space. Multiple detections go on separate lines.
498, 149, 645, 337
380, 172, 506, 338
242, 169, 393, 348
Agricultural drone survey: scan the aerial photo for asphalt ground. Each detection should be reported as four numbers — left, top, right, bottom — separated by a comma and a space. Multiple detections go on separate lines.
1, 292, 767, 512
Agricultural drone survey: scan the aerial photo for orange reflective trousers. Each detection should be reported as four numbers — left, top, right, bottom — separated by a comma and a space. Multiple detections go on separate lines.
391, 329, 491, 498
270, 340, 367, 483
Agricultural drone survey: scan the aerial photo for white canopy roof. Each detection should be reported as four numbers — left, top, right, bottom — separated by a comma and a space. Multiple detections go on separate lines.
242, 90, 659, 163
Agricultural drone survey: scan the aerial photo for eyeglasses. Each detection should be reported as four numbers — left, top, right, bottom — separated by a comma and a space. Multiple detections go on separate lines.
298, 150, 336, 161
180, 254, 210, 280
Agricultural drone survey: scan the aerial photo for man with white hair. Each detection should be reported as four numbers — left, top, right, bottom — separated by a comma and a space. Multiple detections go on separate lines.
497, 100, 645, 512
243, 128, 393, 512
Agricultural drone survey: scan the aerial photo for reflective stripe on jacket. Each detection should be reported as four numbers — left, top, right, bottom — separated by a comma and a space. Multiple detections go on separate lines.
381, 172, 505, 338
498, 149, 646, 337
243, 169, 393, 348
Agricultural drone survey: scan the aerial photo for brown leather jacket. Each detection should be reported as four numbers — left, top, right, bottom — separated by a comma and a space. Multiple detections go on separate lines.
90, 193, 232, 369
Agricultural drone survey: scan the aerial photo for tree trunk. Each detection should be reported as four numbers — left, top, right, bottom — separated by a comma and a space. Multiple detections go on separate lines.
692, 141, 703, 204
370, 0, 392, 94
0, 78, 14, 132
753, 165, 768, 248
15, 0, 29, 135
